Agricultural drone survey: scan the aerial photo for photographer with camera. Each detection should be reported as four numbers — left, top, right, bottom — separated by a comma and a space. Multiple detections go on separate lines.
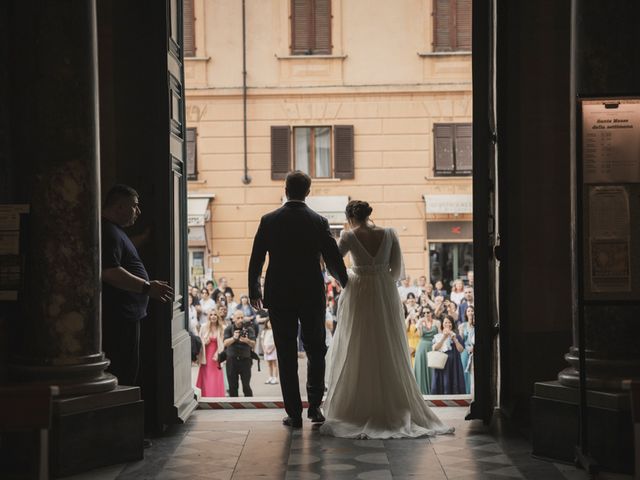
223, 310, 256, 396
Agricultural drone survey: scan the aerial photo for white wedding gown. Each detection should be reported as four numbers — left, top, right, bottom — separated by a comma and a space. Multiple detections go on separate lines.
320, 228, 454, 439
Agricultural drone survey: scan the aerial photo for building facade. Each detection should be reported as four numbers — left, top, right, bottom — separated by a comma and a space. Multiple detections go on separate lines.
185, 0, 473, 291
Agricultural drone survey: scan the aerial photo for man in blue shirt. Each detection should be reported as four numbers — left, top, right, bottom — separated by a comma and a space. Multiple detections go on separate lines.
101, 184, 173, 385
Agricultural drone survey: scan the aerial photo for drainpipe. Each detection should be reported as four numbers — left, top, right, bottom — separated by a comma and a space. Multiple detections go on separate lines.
241, 0, 252, 184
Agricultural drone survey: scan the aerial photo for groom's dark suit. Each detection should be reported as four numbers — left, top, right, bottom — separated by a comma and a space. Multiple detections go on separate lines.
248, 200, 348, 420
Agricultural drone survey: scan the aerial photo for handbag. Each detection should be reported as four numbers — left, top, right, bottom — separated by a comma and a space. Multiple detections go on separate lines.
427, 350, 448, 369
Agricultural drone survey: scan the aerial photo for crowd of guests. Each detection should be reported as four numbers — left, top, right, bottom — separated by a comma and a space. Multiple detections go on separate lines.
188, 277, 277, 398
189, 272, 474, 398
400, 274, 475, 396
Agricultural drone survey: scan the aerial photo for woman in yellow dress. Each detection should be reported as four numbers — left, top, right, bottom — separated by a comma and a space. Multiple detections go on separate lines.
404, 292, 421, 366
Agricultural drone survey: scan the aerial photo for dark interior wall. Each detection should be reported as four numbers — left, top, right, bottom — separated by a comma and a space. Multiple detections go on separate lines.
497, 0, 573, 423
0, 1, 12, 383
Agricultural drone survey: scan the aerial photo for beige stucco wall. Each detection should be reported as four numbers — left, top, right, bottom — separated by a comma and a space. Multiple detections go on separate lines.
186, 0, 472, 293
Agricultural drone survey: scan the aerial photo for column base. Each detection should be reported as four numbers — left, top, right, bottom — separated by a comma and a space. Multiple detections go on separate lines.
50, 385, 144, 477
531, 381, 633, 474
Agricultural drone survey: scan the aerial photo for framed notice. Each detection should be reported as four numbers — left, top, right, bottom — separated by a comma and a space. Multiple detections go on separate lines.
580, 98, 640, 299
582, 99, 640, 184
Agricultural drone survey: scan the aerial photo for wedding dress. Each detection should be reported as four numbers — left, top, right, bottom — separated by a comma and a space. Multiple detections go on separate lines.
320, 228, 454, 439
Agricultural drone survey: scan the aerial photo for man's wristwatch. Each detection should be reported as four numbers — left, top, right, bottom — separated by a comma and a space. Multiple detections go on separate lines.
142, 281, 151, 295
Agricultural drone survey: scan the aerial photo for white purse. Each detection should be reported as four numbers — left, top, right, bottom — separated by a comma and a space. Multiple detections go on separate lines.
427, 350, 448, 369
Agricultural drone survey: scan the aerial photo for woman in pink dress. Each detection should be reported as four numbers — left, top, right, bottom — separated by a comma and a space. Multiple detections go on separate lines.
196, 310, 225, 397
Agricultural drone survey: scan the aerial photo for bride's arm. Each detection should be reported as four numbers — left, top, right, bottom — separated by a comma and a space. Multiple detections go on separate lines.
337, 229, 350, 256
389, 229, 405, 281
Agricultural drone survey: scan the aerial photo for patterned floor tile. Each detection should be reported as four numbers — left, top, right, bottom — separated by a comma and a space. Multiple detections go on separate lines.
59, 408, 597, 479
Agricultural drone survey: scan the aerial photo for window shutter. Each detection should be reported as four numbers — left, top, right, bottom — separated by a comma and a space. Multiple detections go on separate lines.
434, 0, 452, 52
434, 124, 455, 175
314, 0, 331, 54
271, 126, 291, 180
291, 0, 313, 54
455, 0, 472, 51
186, 128, 197, 179
334, 125, 354, 179
454, 124, 473, 173
183, 0, 196, 57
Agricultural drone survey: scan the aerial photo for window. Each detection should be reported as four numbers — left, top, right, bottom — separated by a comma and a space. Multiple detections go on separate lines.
295, 127, 331, 178
291, 0, 332, 55
433, 0, 472, 52
183, 0, 195, 57
186, 127, 197, 180
433, 123, 472, 176
270, 125, 354, 180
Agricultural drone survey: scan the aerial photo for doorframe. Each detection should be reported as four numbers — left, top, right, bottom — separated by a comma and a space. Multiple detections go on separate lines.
469, 0, 499, 422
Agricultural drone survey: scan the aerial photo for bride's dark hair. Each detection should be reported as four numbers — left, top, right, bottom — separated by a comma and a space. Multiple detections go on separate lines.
345, 200, 373, 222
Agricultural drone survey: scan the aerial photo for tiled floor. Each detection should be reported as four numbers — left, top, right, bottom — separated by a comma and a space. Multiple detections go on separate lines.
66, 408, 596, 480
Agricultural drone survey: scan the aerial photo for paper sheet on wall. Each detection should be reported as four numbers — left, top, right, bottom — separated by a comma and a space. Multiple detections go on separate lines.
588, 186, 631, 292
582, 99, 640, 184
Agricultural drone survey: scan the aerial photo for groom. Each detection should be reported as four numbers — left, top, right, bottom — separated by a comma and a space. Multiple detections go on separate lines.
249, 171, 348, 428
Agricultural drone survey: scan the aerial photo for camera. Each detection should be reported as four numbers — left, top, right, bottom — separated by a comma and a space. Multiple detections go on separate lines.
235, 327, 249, 338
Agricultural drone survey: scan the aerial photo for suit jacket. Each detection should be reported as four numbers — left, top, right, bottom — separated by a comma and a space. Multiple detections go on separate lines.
248, 201, 348, 310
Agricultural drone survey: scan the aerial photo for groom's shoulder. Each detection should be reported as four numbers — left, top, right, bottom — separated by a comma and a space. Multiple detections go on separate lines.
261, 205, 287, 221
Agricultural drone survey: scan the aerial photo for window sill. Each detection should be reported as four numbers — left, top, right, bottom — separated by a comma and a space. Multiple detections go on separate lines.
185, 56, 211, 62
417, 51, 471, 58
311, 177, 342, 183
188, 179, 207, 184
275, 54, 348, 60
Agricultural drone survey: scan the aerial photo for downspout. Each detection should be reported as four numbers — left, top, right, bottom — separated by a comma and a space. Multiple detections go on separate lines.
241, 0, 251, 184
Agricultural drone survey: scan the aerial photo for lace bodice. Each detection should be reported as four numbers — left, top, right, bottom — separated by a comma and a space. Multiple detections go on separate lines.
338, 228, 404, 280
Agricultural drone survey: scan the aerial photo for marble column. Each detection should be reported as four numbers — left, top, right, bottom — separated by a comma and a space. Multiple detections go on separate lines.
7, 0, 116, 395
558, 0, 640, 390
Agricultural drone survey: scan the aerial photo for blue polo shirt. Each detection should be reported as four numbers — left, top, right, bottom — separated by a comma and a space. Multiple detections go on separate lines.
102, 219, 150, 322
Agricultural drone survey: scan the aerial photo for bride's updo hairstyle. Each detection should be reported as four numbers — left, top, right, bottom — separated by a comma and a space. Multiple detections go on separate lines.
345, 200, 373, 223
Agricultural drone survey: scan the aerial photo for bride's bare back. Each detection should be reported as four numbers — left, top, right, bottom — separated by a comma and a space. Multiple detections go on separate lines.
351, 226, 385, 258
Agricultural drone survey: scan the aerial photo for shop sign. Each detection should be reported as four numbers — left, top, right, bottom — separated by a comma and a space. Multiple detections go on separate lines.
424, 194, 472, 214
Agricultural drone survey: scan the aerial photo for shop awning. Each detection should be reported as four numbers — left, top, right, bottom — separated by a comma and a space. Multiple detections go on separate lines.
282, 195, 349, 224
423, 194, 472, 214
187, 193, 214, 248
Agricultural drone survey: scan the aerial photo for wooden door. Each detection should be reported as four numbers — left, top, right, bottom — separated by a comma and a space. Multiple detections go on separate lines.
164, 0, 197, 425
468, 0, 500, 422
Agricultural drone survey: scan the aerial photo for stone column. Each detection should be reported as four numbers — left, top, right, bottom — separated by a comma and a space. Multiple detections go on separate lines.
8, 0, 116, 396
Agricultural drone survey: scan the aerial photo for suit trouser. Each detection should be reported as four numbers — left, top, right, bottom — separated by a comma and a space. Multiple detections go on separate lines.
226, 356, 253, 397
269, 306, 327, 419
103, 316, 141, 386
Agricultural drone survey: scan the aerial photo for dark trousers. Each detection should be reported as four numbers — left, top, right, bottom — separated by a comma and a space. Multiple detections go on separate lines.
269, 306, 327, 420
226, 357, 253, 397
103, 317, 141, 386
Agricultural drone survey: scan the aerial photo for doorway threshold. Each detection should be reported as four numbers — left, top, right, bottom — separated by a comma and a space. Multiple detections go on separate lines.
197, 394, 472, 409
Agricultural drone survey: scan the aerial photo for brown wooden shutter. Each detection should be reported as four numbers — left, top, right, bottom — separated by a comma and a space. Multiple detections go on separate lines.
186, 127, 197, 179
334, 125, 354, 179
455, 0, 472, 51
434, 0, 452, 52
314, 0, 331, 54
271, 126, 291, 180
183, 0, 196, 57
292, 0, 313, 54
434, 124, 455, 175
454, 124, 473, 173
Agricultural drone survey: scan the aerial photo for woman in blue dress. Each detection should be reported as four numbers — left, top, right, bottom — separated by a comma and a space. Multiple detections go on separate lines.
458, 306, 475, 394
431, 315, 466, 395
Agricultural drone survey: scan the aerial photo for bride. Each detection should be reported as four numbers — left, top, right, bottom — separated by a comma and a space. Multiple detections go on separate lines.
320, 200, 454, 439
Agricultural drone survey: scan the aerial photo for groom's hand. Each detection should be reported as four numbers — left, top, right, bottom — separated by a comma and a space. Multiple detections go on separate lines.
250, 297, 263, 310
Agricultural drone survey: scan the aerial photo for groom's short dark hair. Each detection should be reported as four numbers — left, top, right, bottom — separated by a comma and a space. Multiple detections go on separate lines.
285, 171, 311, 200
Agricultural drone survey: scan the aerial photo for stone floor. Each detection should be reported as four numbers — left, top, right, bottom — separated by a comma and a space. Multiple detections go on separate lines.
63, 407, 608, 480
